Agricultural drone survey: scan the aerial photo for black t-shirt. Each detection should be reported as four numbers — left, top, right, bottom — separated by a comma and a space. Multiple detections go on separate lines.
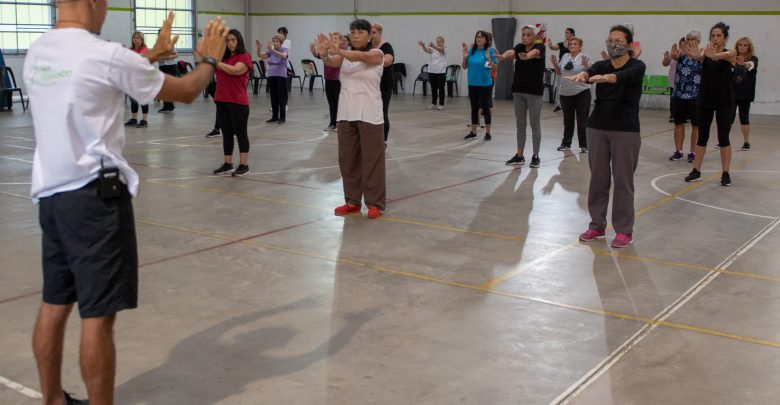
511, 43, 546, 95
732, 56, 757, 102
698, 57, 735, 110
557, 41, 570, 60
379, 42, 395, 92
586, 58, 646, 133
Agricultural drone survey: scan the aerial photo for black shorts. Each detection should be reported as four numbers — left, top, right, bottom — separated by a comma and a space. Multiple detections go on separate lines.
671, 97, 698, 126
39, 180, 138, 318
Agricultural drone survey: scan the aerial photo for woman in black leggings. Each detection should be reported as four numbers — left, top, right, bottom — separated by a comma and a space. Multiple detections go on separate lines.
685, 22, 737, 186
732, 36, 758, 151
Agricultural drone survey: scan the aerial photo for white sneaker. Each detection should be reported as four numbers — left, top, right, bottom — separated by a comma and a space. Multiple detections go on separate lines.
426, 105, 435, 110
435, 105, 444, 110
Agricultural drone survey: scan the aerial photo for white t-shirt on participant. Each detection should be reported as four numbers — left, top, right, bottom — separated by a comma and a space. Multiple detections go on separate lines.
337, 49, 384, 124
429, 48, 447, 74
24, 28, 165, 202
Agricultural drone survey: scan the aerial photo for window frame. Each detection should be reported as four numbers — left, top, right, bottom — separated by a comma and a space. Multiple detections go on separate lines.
0, 0, 56, 55
133, 0, 197, 52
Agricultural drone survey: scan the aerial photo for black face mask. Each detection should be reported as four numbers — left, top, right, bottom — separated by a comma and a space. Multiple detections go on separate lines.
563, 61, 574, 70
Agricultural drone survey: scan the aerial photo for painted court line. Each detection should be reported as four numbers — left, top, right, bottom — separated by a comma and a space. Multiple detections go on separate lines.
0, 375, 41, 399
552, 216, 780, 404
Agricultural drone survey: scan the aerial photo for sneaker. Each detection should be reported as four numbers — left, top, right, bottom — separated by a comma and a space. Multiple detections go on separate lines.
668, 116, 674, 123
714, 144, 720, 149
367, 207, 382, 219
124, 118, 138, 127
556, 145, 570, 151
464, 132, 477, 140
157, 107, 173, 113
426, 105, 436, 110
611, 233, 633, 248
213, 162, 234, 175
721, 171, 732, 186
64, 391, 87, 405
529, 155, 540, 168
231, 164, 250, 177
684, 168, 702, 182
484, 133, 492, 141
435, 105, 444, 110
553, 105, 562, 112
136, 120, 148, 128
505, 154, 525, 166
741, 142, 751, 151
325, 125, 337, 131
266, 118, 278, 123
687, 152, 695, 163
669, 151, 684, 161
205, 129, 220, 138
278, 119, 286, 124
334, 203, 361, 215
580, 147, 588, 153
579, 229, 606, 241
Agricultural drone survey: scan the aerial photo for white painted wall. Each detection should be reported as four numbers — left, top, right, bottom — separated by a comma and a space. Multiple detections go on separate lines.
249, 0, 780, 115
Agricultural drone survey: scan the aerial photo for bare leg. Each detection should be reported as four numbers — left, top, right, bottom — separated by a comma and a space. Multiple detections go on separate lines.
485, 124, 491, 134
33, 303, 73, 405
239, 152, 248, 166
720, 146, 732, 172
224, 155, 233, 164
80, 316, 116, 405
471, 124, 477, 134
693, 145, 707, 171
673, 124, 684, 151
689, 127, 699, 153
741, 124, 750, 144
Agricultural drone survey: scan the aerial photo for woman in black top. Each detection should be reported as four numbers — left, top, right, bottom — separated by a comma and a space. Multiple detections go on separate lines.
499, 25, 546, 168
371, 23, 395, 147
732, 36, 758, 151
568, 25, 646, 249
684, 22, 737, 186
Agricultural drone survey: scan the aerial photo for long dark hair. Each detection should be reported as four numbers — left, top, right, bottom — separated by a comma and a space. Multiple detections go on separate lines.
222, 29, 246, 61
349, 19, 373, 51
470, 30, 491, 54
710, 21, 730, 39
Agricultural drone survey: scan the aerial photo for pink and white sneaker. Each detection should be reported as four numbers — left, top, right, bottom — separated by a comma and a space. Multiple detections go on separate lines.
579, 229, 606, 242
610, 233, 633, 248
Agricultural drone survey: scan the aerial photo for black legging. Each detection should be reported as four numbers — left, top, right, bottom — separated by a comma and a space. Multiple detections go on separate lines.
216, 102, 250, 155
129, 98, 148, 114
325, 79, 341, 127
381, 89, 391, 141
697, 107, 733, 147
428, 73, 446, 106
268, 76, 288, 120
159, 64, 180, 110
468, 85, 492, 125
207, 79, 220, 131
732, 100, 751, 125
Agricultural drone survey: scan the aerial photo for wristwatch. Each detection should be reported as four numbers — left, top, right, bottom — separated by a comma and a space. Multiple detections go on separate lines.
200, 56, 218, 69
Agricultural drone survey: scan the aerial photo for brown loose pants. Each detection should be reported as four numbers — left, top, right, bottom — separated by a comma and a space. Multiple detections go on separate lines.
337, 120, 386, 210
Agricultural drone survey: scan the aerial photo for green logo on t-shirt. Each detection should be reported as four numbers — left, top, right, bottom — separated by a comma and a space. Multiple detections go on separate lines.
28, 65, 72, 86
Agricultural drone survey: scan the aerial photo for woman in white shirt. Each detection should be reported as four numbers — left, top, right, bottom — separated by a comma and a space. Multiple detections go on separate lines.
418, 36, 447, 110
315, 20, 386, 219
550, 36, 591, 152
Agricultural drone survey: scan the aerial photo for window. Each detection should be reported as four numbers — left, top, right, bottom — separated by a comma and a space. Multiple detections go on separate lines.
135, 0, 195, 51
0, 0, 55, 53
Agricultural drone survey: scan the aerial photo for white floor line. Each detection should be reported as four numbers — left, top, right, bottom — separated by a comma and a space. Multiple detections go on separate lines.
0, 156, 33, 164
0, 375, 42, 399
551, 216, 780, 405
138, 131, 328, 148
1, 144, 35, 150
650, 170, 779, 219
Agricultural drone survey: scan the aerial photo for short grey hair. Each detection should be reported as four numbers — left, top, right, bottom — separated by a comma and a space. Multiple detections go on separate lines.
685, 29, 701, 42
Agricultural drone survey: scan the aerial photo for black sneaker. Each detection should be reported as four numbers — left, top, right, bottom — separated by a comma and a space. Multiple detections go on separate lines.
266, 118, 278, 123
741, 142, 751, 151
124, 118, 138, 127
213, 163, 234, 175
484, 133, 492, 141
580, 147, 588, 153
553, 105, 562, 112
205, 128, 220, 138
157, 107, 172, 113
530, 154, 540, 168
721, 171, 732, 186
232, 164, 250, 177
669, 151, 684, 161
464, 132, 477, 140
556, 145, 570, 151
684, 168, 701, 182
64, 391, 87, 405
505, 154, 525, 166
136, 120, 148, 128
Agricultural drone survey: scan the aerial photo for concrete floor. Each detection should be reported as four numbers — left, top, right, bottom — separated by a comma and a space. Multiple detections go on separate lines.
1, 90, 779, 404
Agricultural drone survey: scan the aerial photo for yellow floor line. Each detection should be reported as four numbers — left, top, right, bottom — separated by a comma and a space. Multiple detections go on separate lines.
136, 217, 780, 350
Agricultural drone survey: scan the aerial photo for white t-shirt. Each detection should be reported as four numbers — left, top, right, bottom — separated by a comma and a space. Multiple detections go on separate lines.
429, 47, 447, 74
337, 49, 384, 124
24, 28, 165, 202
282, 39, 292, 63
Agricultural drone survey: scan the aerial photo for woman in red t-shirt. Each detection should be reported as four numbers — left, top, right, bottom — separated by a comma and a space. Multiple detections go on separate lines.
212, 29, 253, 177
124, 31, 150, 128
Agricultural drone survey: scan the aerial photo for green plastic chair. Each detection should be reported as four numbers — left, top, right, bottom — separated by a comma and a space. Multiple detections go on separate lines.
643, 75, 670, 95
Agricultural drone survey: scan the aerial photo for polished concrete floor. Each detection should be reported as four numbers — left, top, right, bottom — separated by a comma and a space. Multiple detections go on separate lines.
1, 90, 779, 404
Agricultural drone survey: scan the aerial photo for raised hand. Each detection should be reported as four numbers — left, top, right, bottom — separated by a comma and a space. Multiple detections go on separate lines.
267, 40, 274, 51
314, 33, 330, 57
149, 11, 181, 63
194, 16, 227, 62
429, 42, 435, 48
462, 42, 469, 57
663, 50, 670, 60
703, 43, 716, 58
546, 38, 552, 46
581, 54, 589, 66
600, 50, 609, 60
550, 54, 558, 65
418, 40, 424, 47
736, 55, 745, 65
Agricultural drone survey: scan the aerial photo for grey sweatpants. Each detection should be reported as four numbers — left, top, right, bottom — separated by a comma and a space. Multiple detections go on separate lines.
586, 128, 642, 235
513, 92, 543, 154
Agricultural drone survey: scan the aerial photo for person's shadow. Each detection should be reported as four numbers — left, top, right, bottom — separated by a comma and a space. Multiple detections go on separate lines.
116, 295, 379, 404
541, 154, 589, 214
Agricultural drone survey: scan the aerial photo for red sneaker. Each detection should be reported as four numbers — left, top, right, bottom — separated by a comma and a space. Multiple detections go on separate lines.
334, 204, 361, 215
610, 233, 633, 248
579, 229, 606, 242
367, 207, 382, 219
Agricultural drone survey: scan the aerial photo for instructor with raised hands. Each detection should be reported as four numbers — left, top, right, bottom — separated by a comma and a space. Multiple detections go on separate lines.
23, 1, 228, 403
